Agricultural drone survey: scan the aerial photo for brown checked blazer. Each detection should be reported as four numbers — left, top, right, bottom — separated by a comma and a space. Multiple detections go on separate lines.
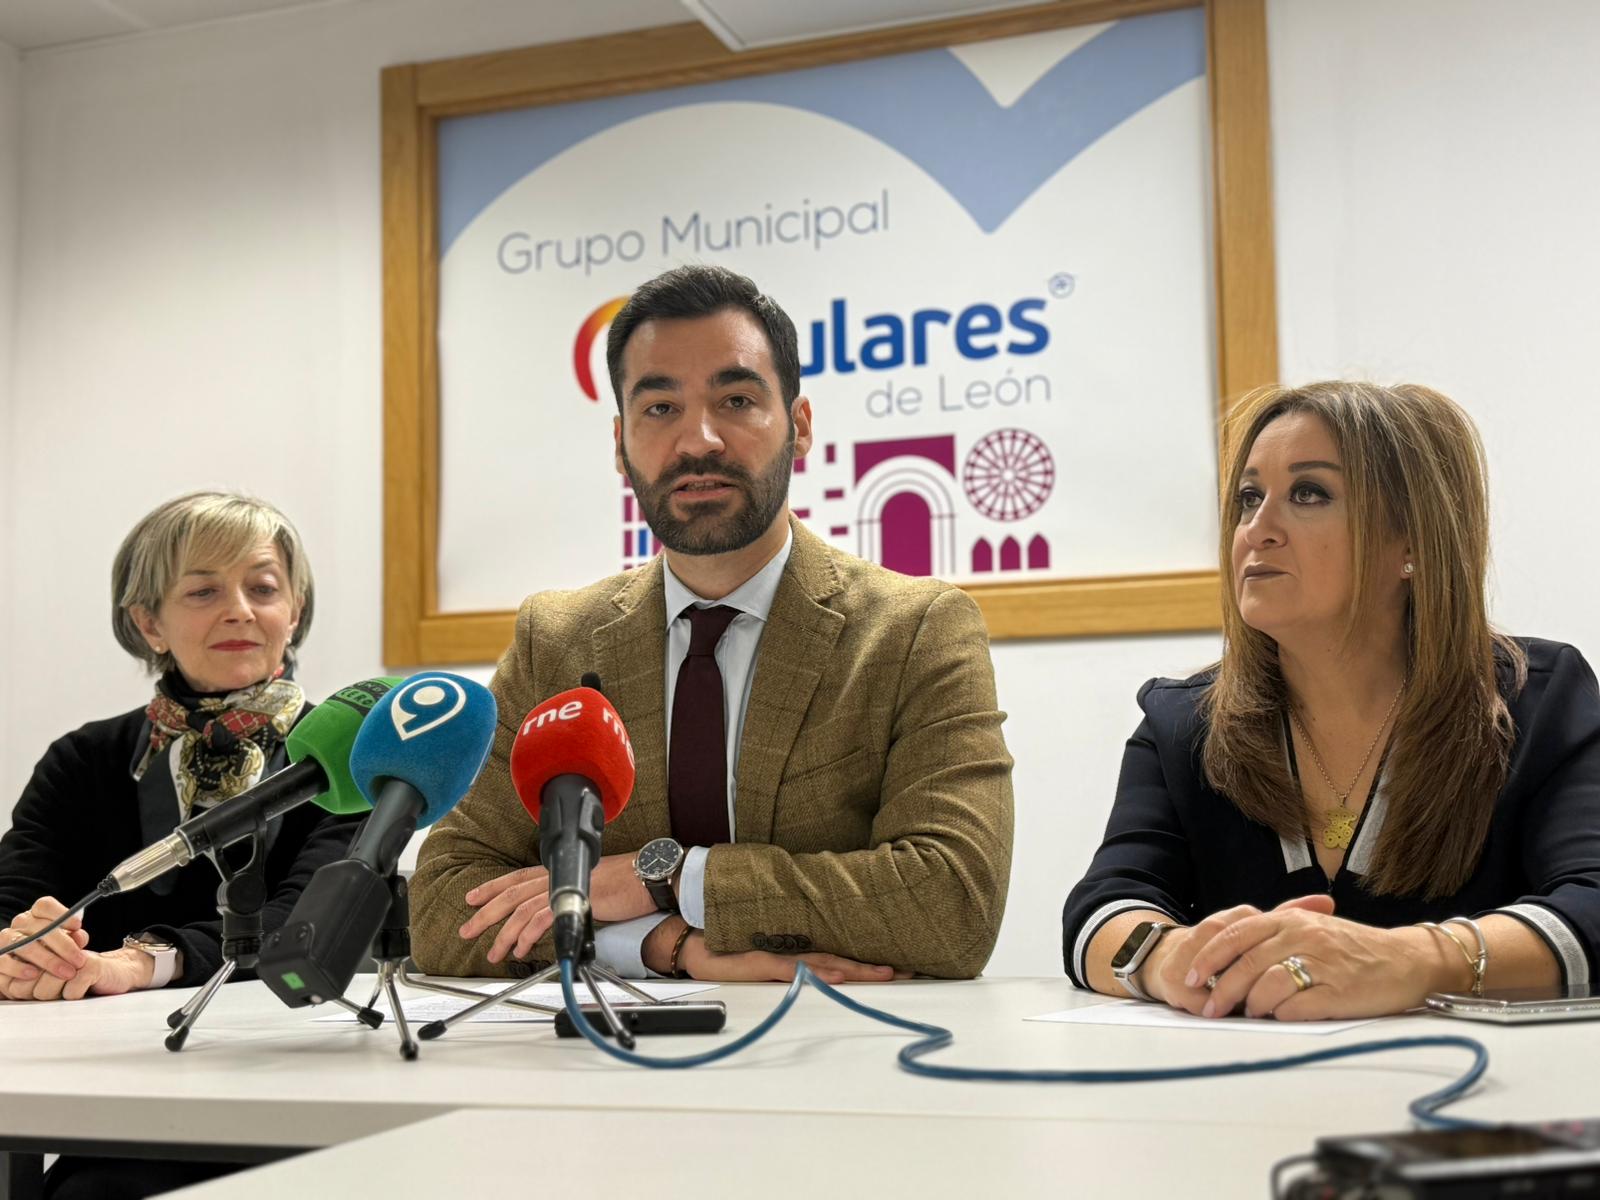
409, 519, 1014, 979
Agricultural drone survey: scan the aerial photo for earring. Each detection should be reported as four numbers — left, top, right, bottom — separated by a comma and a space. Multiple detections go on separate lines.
1403, 563, 1415, 576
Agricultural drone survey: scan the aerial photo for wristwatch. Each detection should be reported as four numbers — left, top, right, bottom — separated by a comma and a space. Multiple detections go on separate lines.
634, 837, 686, 912
122, 933, 179, 989
1109, 920, 1174, 1001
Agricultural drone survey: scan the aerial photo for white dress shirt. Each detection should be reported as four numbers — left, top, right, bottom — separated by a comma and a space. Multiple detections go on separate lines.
593, 531, 794, 976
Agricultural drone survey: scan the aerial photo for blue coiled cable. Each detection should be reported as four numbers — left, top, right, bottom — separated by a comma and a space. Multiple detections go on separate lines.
557, 959, 1489, 1128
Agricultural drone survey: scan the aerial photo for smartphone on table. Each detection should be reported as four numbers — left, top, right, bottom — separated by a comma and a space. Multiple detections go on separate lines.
1425, 985, 1600, 1024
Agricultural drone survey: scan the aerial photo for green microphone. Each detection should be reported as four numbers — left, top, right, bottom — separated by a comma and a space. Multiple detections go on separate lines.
100, 676, 403, 896
290, 676, 404, 815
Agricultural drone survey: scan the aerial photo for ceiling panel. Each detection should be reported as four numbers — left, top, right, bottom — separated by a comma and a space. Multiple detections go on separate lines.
110, 0, 339, 31
0, 0, 1046, 56
0, 0, 346, 52
0, 0, 139, 51
681, 0, 1044, 50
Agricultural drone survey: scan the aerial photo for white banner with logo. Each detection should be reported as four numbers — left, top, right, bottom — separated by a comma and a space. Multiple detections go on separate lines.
435, 10, 1219, 612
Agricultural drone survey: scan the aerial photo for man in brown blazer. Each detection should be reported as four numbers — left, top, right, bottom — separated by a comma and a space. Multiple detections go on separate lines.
410, 265, 1013, 982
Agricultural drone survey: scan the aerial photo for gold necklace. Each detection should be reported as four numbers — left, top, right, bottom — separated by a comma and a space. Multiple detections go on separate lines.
1288, 682, 1405, 851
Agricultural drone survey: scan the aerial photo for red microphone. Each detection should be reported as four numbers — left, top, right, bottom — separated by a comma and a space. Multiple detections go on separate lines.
509, 687, 635, 959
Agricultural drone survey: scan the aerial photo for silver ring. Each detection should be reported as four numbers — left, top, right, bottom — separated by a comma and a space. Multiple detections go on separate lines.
1280, 955, 1313, 992
1204, 974, 1219, 991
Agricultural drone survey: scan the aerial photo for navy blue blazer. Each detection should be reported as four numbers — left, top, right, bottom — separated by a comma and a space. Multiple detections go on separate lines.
1063, 638, 1600, 989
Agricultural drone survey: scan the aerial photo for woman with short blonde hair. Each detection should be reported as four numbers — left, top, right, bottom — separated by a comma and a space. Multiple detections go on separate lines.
1, 490, 353, 1003
1064, 382, 1600, 1020
0, 491, 358, 1195
112, 490, 315, 675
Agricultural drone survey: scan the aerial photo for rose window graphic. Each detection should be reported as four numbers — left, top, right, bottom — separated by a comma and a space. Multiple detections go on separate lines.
962, 429, 1055, 521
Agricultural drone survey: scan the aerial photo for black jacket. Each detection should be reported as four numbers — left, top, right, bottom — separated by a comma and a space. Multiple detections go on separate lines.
0, 705, 359, 987
1063, 638, 1600, 989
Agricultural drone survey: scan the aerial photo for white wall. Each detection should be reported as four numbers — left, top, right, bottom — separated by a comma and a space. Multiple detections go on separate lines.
0, 40, 20, 833
0, 0, 679, 817
4, 0, 1599, 978
1267, 0, 1600, 656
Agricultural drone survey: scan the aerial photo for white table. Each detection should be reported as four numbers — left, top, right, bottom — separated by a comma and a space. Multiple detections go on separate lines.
1, 975, 1592, 1197
165, 1107, 1324, 1198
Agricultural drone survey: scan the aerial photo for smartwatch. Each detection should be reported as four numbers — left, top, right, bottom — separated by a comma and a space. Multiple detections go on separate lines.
122, 933, 179, 989
1109, 920, 1174, 1001
633, 837, 686, 912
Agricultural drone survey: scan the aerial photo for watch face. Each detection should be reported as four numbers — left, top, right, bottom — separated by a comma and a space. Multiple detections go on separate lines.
636, 838, 682, 880
1110, 921, 1161, 972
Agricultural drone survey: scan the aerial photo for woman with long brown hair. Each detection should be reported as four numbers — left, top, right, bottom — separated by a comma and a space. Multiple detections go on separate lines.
1063, 381, 1600, 1020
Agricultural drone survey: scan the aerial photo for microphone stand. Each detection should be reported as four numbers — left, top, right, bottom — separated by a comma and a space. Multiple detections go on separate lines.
407, 914, 660, 1050
164, 820, 381, 1050
361, 873, 423, 1060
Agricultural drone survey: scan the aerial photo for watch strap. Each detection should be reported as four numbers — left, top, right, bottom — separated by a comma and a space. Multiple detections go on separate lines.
644, 877, 679, 913
123, 933, 179, 989
1118, 969, 1155, 1002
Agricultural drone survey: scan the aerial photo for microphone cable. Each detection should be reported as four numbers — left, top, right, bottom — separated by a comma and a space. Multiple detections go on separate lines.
0, 886, 108, 959
557, 959, 1490, 1130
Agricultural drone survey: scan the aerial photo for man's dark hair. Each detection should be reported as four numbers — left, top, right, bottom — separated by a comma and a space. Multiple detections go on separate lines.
606, 265, 801, 413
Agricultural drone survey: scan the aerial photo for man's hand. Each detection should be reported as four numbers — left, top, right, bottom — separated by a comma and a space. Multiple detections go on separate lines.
460, 853, 659, 964
641, 918, 907, 984
0, 897, 91, 997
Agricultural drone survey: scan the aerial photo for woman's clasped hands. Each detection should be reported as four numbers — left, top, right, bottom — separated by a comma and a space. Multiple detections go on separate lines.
0, 897, 152, 1001
1140, 894, 1437, 1022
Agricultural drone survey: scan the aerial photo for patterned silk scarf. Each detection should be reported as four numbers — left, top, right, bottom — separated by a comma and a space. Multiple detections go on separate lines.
132, 671, 305, 820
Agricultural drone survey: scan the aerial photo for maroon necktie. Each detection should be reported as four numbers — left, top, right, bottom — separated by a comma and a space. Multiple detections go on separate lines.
668, 604, 740, 847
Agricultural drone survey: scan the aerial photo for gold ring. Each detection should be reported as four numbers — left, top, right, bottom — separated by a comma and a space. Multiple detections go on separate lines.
1280, 955, 1313, 991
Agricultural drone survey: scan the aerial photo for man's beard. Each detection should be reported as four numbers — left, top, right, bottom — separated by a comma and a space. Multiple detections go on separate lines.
622, 434, 795, 557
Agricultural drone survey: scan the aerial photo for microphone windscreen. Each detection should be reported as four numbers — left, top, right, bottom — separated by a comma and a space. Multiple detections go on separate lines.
292, 677, 404, 815
348, 672, 498, 826
509, 687, 634, 824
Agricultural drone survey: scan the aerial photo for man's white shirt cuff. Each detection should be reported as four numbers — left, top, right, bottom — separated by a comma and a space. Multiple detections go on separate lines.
593, 913, 672, 979
679, 846, 710, 930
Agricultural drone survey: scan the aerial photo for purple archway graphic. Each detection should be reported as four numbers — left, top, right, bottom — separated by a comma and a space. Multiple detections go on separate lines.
971, 538, 994, 573
882, 492, 934, 576
999, 536, 1022, 571
1027, 534, 1051, 570
852, 438, 958, 576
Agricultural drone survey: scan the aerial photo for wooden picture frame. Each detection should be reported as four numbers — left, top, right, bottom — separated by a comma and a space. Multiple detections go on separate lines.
381, 0, 1277, 666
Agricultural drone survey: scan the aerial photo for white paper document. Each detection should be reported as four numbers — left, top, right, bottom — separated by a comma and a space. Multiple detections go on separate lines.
312, 979, 718, 1025
1026, 999, 1382, 1036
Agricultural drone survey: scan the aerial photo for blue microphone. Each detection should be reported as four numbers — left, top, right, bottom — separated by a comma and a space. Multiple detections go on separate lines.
345, 672, 498, 877
260, 672, 496, 1009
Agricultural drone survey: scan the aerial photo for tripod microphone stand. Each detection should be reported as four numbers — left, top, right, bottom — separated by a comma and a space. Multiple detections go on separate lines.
361, 873, 425, 1060
165, 822, 380, 1050
409, 914, 661, 1050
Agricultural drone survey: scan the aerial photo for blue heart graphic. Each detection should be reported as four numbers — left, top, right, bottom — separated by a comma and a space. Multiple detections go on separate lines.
438, 8, 1204, 253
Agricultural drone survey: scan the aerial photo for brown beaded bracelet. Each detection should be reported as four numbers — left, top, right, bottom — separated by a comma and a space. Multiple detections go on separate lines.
668, 923, 696, 979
